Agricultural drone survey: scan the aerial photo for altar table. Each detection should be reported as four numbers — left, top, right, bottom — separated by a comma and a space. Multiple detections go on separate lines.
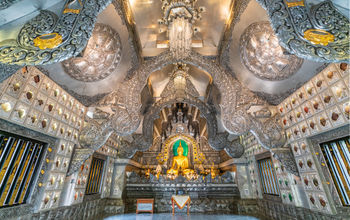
136, 198, 154, 214
171, 195, 190, 215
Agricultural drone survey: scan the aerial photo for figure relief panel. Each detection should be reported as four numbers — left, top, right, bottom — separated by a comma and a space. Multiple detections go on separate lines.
62, 23, 122, 82
240, 21, 303, 81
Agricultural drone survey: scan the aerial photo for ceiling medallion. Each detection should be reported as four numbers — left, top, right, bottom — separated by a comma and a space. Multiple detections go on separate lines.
62, 23, 122, 82
239, 21, 303, 81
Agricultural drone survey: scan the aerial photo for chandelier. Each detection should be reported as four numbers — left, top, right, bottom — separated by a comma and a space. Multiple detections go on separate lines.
160, 0, 204, 59
169, 17, 193, 59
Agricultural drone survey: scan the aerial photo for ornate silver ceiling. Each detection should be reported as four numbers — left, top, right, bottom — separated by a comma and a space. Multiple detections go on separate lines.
257, 0, 350, 63
0, 0, 112, 66
0, 0, 21, 10
2, 0, 348, 177
240, 21, 303, 81
62, 23, 122, 82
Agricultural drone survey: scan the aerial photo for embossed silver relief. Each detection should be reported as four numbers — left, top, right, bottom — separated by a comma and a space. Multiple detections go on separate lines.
67, 148, 94, 176
160, 64, 200, 99
78, 51, 286, 158
240, 22, 303, 81
143, 94, 245, 158
257, 0, 350, 63
0, 0, 21, 10
78, 118, 114, 150
0, 63, 21, 83
0, 0, 113, 66
112, 0, 142, 79
271, 147, 299, 176
62, 23, 122, 82
250, 114, 286, 149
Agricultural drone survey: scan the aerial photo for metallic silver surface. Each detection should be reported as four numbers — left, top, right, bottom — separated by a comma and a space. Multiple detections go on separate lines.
62, 23, 122, 82
0, 0, 113, 65
257, 0, 350, 63
240, 21, 303, 81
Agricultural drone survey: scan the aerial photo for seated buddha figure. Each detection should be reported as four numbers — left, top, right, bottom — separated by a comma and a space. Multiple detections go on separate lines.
167, 142, 192, 176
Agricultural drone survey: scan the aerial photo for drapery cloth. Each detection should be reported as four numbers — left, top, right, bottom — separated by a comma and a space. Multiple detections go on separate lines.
171, 195, 190, 209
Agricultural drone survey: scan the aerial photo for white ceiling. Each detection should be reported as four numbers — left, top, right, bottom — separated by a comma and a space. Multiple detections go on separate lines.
129, 0, 232, 57
40, 4, 133, 101
0, 0, 332, 106
227, 0, 325, 100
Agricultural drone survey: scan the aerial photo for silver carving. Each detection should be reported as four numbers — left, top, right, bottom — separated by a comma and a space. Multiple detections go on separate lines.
160, 64, 200, 98
78, 118, 113, 150
0, 0, 113, 65
271, 147, 299, 176
240, 22, 303, 81
112, 0, 142, 79
0, 0, 20, 10
0, 63, 21, 83
62, 23, 122, 82
127, 171, 234, 184
142, 94, 244, 158
160, 0, 203, 25
79, 51, 285, 162
257, 0, 350, 63
32, 198, 123, 219
67, 148, 94, 176
250, 114, 286, 149
218, 0, 251, 72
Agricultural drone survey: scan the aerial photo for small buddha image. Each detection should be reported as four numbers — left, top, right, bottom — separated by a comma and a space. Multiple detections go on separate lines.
155, 164, 162, 179
145, 168, 151, 179
167, 141, 193, 177
210, 163, 219, 179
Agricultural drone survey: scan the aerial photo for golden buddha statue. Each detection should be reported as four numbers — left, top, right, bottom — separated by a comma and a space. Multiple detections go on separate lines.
167, 141, 192, 177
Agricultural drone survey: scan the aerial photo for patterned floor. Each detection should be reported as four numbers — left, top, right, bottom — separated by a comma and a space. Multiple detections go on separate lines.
104, 213, 259, 220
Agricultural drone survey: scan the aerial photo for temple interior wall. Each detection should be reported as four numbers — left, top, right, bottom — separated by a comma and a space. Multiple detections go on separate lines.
0, 64, 349, 219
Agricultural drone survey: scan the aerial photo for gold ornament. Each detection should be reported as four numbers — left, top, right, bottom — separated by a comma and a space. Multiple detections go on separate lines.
33, 33, 63, 50
304, 29, 335, 46
285, 0, 304, 7
17, 109, 26, 118
1, 102, 12, 112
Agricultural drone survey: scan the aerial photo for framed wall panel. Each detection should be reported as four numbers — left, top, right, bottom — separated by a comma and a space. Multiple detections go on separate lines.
85, 156, 105, 195
308, 125, 350, 217
257, 157, 280, 196
320, 136, 350, 206
0, 130, 47, 208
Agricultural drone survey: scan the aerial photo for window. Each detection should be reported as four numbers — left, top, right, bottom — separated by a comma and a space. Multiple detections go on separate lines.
85, 157, 105, 195
321, 136, 350, 206
0, 131, 46, 207
258, 158, 280, 195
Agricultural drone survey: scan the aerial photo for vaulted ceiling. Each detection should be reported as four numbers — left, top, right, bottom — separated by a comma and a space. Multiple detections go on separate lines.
1, 0, 347, 106
0, 0, 349, 173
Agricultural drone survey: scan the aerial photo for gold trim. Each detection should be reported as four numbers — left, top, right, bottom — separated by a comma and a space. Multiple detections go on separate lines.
63, 0, 82, 14
63, 8, 80, 14
285, 0, 304, 7
33, 33, 63, 50
304, 29, 335, 46
157, 134, 205, 164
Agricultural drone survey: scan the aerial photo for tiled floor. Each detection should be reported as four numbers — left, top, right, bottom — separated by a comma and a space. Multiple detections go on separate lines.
104, 213, 259, 220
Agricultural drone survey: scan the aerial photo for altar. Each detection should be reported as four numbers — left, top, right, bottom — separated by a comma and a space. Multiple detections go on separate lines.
125, 171, 239, 213
125, 107, 240, 213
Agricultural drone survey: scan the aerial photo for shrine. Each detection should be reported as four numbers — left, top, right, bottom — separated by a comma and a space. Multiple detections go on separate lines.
0, 0, 349, 219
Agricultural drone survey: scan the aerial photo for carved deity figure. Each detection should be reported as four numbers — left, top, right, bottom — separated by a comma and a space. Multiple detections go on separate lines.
167, 141, 192, 176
